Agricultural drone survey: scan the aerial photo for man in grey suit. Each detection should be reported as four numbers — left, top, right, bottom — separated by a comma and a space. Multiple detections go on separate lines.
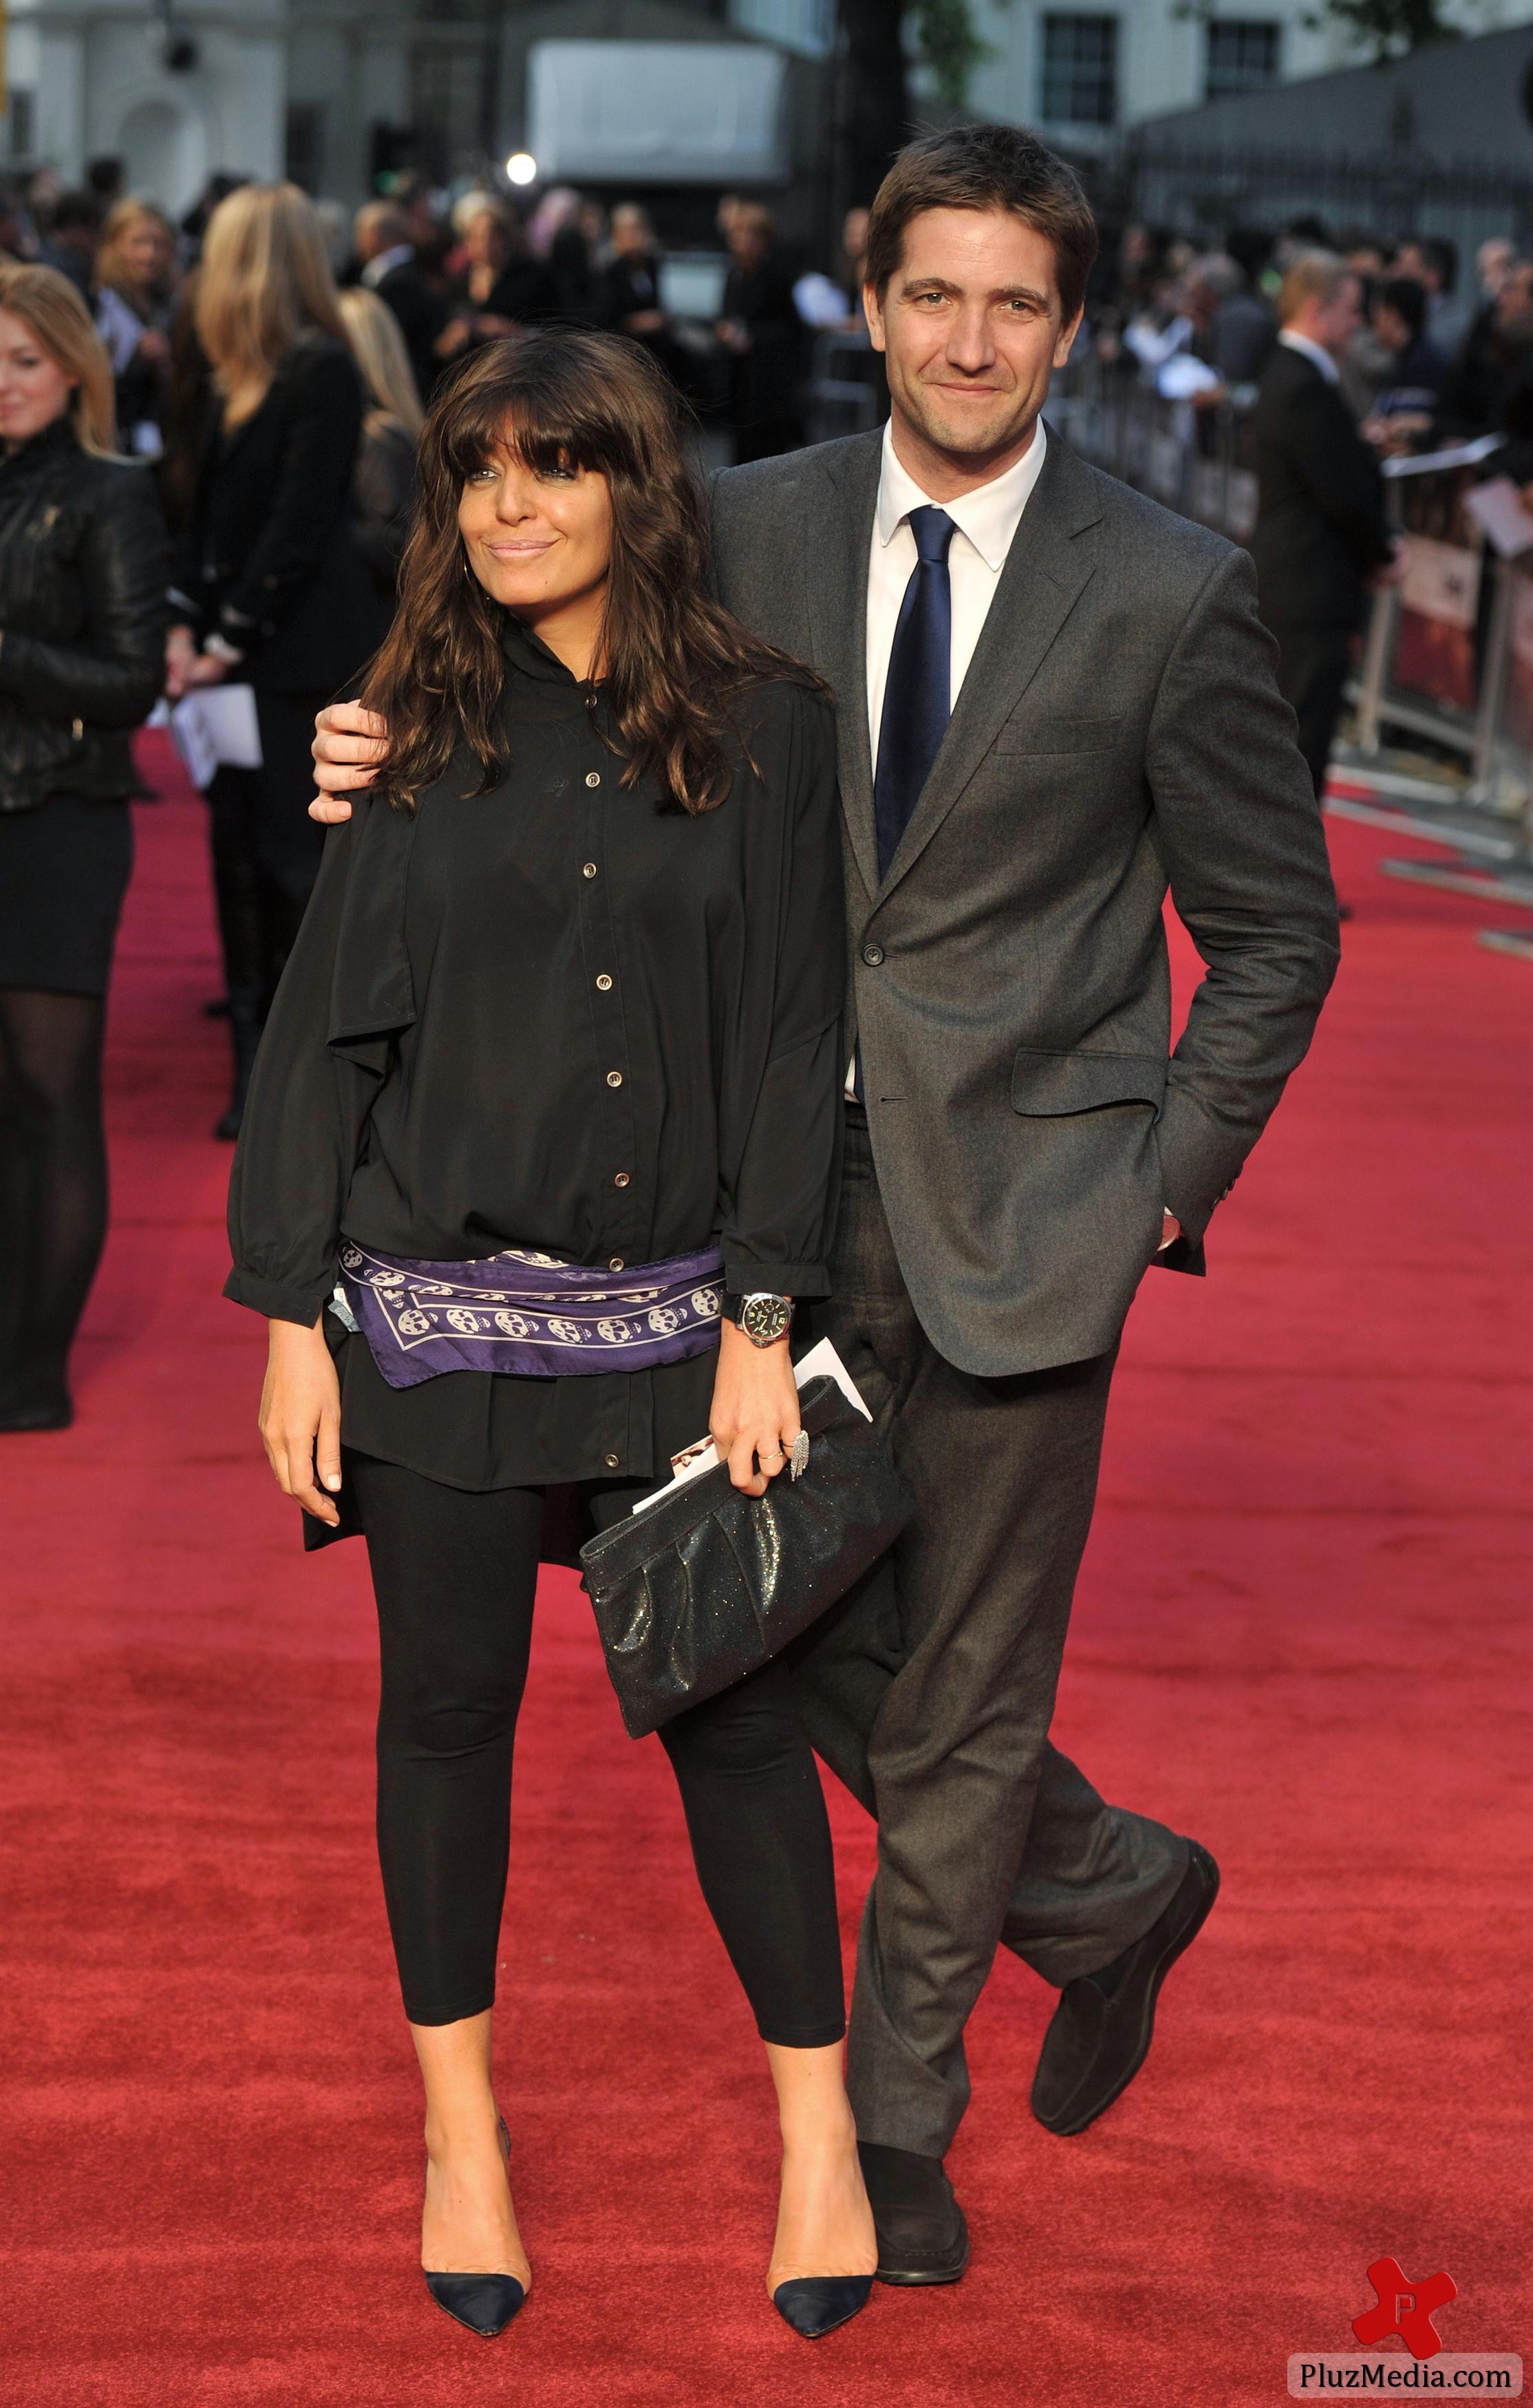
308, 125, 1338, 2290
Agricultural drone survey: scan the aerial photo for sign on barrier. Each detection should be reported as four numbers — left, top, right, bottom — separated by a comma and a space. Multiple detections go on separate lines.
1393, 535, 1481, 716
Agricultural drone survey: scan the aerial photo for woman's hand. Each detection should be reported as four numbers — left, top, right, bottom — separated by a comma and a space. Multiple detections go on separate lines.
259, 1316, 343, 1526
164, 625, 197, 699
709, 1318, 801, 1498
164, 625, 228, 699
308, 700, 390, 824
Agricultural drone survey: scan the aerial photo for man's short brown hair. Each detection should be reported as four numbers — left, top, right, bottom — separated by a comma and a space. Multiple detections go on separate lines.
864, 125, 1098, 325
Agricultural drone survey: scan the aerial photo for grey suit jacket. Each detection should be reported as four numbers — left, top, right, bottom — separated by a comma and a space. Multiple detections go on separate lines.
710, 428, 1340, 1378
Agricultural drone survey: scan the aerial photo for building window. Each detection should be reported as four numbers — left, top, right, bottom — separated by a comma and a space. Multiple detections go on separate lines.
1041, 15, 1119, 128
6, 89, 36, 162
411, 42, 489, 184
285, 103, 328, 196
1205, 21, 1282, 100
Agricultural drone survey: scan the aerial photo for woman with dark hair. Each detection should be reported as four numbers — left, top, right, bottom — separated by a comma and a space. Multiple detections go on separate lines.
0, 264, 167, 1431
439, 200, 561, 368
224, 330, 875, 2342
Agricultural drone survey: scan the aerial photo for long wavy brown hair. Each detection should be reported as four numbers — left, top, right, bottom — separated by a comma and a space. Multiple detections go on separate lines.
362, 330, 823, 815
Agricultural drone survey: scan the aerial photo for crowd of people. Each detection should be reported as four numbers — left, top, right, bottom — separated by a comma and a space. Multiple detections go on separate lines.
1084, 218, 1523, 433
1073, 217, 1533, 821
1, 162, 877, 474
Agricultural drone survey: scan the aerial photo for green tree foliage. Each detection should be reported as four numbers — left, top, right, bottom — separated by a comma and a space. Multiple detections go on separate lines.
910, 0, 993, 107
1306, 0, 1457, 62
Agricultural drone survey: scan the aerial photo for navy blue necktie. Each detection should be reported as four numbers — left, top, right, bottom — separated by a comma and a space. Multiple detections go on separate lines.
874, 505, 956, 881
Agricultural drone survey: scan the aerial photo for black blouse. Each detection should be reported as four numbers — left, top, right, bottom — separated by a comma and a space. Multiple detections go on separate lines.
224, 623, 845, 1492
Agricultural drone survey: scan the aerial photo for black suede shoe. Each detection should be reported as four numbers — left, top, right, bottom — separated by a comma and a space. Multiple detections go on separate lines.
1031, 1840, 1221, 2138
0, 1385, 73, 1434
858, 2142, 969, 2286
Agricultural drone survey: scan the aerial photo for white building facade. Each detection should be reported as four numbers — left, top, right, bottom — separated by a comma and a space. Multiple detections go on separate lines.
8, 0, 1533, 217
956, 0, 1533, 147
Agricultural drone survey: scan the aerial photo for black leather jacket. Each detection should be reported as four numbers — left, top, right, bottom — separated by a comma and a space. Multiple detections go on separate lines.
0, 418, 169, 815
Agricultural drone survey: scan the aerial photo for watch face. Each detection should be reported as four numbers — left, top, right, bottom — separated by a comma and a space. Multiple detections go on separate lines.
740, 1293, 791, 1346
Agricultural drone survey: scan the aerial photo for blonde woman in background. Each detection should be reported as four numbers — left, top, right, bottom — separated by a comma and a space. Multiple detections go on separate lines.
165, 182, 383, 1139
0, 264, 167, 1430
336, 285, 421, 605
92, 198, 178, 456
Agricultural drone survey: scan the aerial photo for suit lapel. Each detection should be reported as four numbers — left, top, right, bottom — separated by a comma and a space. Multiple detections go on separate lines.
802, 432, 882, 901
877, 436, 1105, 900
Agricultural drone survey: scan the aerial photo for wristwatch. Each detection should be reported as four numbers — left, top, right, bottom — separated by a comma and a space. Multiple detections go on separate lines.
725, 1291, 793, 1348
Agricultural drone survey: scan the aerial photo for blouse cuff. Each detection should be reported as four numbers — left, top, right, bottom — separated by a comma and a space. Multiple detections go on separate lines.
223, 1266, 333, 1328
720, 1249, 830, 1302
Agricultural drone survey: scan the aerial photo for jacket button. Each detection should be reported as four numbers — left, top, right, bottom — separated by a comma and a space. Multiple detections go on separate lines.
582, 861, 597, 879
614, 1172, 630, 1187
586, 771, 601, 787
861, 943, 884, 967
596, 974, 612, 991
603, 1452, 620, 1470
606, 1071, 623, 1087
609, 1257, 625, 1271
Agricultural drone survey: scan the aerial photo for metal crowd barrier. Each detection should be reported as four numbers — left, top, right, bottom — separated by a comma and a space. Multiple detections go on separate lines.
1343, 449, 1533, 941
1046, 358, 1258, 546
801, 331, 885, 447
1052, 361, 1533, 949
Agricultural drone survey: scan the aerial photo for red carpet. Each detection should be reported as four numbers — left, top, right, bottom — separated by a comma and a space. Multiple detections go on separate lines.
3, 735, 1530, 2405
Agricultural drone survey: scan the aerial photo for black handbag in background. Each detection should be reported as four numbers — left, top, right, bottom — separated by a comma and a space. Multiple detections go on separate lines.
579, 1373, 913, 1740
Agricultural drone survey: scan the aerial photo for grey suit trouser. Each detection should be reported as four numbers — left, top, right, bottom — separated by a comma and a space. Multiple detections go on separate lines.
793, 1111, 1188, 2159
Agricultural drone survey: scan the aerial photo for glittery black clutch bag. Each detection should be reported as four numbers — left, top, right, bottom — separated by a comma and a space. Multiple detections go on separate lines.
578, 1374, 913, 1740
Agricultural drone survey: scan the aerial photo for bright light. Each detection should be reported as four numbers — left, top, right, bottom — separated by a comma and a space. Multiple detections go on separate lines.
506, 153, 537, 186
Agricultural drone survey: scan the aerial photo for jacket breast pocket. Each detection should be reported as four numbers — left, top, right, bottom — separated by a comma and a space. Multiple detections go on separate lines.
1011, 1048, 1167, 1116
994, 715, 1122, 757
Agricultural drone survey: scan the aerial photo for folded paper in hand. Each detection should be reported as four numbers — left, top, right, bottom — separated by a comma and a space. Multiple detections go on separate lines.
630, 1337, 870, 1514
169, 686, 263, 791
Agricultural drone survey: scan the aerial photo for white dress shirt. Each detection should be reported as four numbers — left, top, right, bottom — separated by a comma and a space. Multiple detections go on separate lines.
847, 418, 1049, 1099
1277, 328, 1340, 387
866, 415, 1048, 772
361, 244, 415, 290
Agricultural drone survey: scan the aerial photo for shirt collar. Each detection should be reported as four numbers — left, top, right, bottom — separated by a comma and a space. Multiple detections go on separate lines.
1278, 328, 1340, 386
361, 244, 415, 288
875, 416, 1047, 571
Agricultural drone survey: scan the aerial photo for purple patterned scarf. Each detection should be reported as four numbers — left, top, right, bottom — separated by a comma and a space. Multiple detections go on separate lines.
333, 1240, 725, 1390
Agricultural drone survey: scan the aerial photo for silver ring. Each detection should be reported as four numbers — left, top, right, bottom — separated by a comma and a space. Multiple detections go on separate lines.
788, 1431, 811, 1481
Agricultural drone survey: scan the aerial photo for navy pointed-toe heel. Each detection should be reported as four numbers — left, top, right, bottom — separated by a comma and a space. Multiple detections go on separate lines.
772, 2274, 874, 2339
424, 2269, 526, 2338
422, 2115, 526, 2337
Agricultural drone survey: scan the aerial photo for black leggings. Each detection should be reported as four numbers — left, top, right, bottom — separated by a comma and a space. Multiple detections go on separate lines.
347, 1450, 846, 2046
0, 987, 109, 1405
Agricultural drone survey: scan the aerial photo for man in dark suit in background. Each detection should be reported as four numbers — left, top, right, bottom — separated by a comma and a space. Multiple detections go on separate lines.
1246, 252, 1399, 799
354, 201, 446, 407
307, 127, 1339, 2294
